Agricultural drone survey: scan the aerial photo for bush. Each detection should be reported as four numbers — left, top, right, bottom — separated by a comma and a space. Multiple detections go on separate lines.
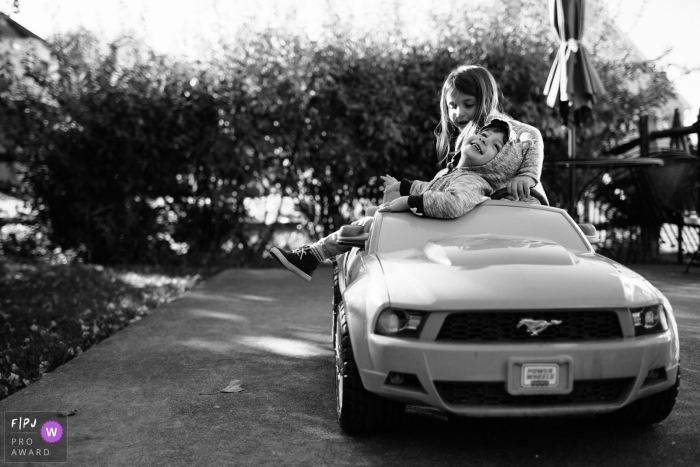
0, 1, 676, 265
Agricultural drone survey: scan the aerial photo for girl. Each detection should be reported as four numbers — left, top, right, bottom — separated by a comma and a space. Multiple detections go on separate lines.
384, 64, 547, 203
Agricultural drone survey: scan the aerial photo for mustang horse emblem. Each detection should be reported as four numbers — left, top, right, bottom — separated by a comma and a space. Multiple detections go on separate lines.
517, 319, 562, 336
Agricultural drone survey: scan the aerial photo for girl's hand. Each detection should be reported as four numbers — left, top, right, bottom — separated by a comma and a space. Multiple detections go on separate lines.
506, 176, 536, 200
384, 181, 400, 194
380, 174, 398, 187
378, 196, 410, 213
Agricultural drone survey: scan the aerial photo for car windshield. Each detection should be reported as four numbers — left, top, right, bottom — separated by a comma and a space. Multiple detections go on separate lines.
374, 204, 589, 254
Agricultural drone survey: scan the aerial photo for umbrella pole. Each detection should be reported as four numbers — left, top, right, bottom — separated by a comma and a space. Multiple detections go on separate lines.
568, 124, 577, 220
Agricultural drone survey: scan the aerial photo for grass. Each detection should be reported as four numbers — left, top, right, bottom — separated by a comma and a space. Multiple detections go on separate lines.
0, 257, 211, 401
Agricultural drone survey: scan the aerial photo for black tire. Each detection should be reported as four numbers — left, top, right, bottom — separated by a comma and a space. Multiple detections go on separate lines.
335, 302, 405, 434
612, 367, 680, 425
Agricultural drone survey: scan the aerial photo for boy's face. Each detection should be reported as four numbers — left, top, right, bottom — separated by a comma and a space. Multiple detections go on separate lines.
457, 129, 506, 167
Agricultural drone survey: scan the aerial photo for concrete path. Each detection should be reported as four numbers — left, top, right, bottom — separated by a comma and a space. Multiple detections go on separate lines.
1, 266, 341, 466
1, 263, 699, 466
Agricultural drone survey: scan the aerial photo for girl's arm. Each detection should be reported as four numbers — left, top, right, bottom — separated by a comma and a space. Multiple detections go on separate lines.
507, 123, 544, 199
507, 175, 536, 199
514, 125, 544, 184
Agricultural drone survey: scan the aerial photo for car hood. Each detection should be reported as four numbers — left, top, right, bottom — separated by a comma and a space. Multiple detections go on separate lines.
375, 235, 659, 310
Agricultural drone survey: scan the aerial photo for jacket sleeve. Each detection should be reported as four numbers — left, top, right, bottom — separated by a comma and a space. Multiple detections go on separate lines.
515, 127, 544, 184
402, 167, 449, 196
408, 179, 432, 196
418, 176, 493, 219
399, 179, 413, 196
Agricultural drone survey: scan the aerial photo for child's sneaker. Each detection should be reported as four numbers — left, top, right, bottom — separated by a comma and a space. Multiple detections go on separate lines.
269, 246, 320, 282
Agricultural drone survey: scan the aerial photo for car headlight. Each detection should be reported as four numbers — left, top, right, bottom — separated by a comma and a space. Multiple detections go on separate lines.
375, 309, 425, 337
630, 304, 668, 336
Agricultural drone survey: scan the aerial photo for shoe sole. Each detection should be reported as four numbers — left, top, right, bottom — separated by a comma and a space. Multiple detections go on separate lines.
269, 247, 312, 282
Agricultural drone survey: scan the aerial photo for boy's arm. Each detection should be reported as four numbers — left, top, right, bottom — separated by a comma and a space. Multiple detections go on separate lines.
399, 178, 432, 196
408, 177, 492, 219
400, 166, 451, 196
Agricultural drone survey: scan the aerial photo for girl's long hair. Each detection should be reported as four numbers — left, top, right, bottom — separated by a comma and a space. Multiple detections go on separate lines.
435, 65, 505, 167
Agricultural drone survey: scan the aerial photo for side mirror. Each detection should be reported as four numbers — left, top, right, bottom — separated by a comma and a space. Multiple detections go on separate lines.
578, 223, 600, 244
337, 225, 369, 249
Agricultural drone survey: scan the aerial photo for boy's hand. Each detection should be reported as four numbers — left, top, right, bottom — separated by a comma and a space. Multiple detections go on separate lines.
378, 196, 410, 213
506, 176, 535, 200
380, 174, 398, 187
384, 181, 400, 194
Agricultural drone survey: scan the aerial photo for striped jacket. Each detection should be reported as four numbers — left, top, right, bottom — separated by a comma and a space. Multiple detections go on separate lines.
400, 169, 492, 219
401, 118, 548, 218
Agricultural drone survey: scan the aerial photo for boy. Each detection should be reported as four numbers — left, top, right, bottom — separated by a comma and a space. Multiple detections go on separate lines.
269, 119, 511, 282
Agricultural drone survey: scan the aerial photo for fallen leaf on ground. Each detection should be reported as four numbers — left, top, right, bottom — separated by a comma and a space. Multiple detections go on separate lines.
220, 380, 243, 393
57, 409, 78, 417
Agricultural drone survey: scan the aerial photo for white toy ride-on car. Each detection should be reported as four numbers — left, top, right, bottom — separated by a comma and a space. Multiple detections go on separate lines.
331, 189, 680, 434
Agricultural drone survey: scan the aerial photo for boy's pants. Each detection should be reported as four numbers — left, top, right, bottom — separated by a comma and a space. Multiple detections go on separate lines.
313, 216, 374, 261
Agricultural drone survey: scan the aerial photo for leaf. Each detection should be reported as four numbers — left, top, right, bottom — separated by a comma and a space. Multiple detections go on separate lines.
220, 379, 243, 393
57, 409, 78, 417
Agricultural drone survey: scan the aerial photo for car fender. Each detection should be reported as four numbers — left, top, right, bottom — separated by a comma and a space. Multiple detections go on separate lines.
647, 280, 680, 363
612, 262, 680, 365
341, 254, 389, 381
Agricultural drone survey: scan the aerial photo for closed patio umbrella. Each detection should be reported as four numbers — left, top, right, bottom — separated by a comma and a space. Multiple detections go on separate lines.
542, 0, 605, 216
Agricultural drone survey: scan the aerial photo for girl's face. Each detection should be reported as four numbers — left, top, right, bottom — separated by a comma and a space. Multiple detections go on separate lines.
446, 89, 477, 128
457, 130, 505, 167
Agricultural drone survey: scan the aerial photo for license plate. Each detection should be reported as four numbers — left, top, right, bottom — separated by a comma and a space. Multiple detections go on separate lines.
521, 364, 559, 387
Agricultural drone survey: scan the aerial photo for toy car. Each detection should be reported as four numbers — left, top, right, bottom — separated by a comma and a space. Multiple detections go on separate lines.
331, 190, 680, 433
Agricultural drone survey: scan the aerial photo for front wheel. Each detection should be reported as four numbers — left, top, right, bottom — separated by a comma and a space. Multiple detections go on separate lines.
335, 302, 405, 434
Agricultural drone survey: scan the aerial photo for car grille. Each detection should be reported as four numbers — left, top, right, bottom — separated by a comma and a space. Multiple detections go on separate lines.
436, 311, 623, 342
435, 379, 632, 406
